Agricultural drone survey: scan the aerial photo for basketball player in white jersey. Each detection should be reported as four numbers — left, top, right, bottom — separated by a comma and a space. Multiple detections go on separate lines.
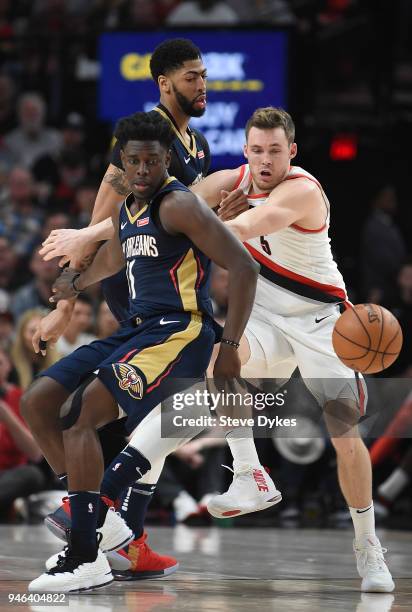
37, 107, 394, 592
190, 107, 394, 593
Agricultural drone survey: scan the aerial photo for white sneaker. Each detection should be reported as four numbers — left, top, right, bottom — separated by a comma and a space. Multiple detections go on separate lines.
173, 490, 198, 522
45, 508, 133, 570
30, 550, 113, 593
353, 536, 395, 592
207, 464, 282, 518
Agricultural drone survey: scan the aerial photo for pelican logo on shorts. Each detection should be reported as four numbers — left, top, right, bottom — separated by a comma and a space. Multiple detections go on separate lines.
88, 503, 94, 514
112, 362, 144, 399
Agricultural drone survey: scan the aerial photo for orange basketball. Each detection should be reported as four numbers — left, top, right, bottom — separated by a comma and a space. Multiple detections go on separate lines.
332, 304, 403, 374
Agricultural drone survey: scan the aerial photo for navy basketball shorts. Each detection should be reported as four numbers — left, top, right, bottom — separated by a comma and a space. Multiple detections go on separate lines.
97, 312, 216, 434
40, 324, 136, 393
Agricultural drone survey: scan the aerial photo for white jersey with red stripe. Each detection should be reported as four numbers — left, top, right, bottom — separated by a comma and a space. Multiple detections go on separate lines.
235, 164, 347, 316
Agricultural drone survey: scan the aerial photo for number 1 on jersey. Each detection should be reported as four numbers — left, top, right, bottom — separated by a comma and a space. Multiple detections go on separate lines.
126, 260, 136, 299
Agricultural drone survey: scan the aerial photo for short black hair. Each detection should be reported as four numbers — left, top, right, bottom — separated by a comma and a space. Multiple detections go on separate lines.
114, 112, 175, 151
150, 38, 202, 82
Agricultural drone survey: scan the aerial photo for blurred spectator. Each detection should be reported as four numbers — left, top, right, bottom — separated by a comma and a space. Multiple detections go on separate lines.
374, 443, 412, 520
155, 435, 226, 523
118, 0, 163, 27
0, 167, 43, 259
73, 180, 98, 227
166, 0, 239, 25
361, 185, 407, 304
10, 309, 60, 389
53, 151, 88, 210
0, 74, 17, 134
10, 250, 59, 322
0, 236, 18, 291
0, 347, 46, 521
210, 264, 228, 321
33, 112, 88, 206
226, 0, 295, 24
0, 291, 14, 350
384, 257, 412, 377
56, 294, 96, 356
4, 92, 62, 169
96, 300, 119, 339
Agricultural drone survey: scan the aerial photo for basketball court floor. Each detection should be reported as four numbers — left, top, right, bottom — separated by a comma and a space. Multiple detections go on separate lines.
0, 524, 410, 611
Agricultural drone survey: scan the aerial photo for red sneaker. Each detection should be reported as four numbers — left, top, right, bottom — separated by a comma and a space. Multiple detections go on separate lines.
111, 532, 179, 581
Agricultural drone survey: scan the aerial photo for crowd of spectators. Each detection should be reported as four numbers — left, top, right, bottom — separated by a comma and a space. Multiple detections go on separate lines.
0, 1, 411, 529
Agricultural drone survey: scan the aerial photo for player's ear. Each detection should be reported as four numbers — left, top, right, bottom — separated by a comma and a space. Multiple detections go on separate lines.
290, 142, 297, 160
120, 149, 126, 170
243, 142, 248, 160
165, 149, 171, 169
158, 74, 171, 95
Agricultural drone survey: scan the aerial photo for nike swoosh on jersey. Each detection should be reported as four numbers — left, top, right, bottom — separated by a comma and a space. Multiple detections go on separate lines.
159, 317, 180, 325
184, 156, 191, 164
120, 221, 127, 230
315, 314, 332, 323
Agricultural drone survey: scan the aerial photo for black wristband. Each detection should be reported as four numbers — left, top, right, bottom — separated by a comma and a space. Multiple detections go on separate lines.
221, 338, 240, 349
71, 273, 81, 294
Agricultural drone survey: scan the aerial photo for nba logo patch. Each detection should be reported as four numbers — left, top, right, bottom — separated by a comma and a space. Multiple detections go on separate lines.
197, 150, 205, 159
137, 217, 149, 227
112, 362, 144, 399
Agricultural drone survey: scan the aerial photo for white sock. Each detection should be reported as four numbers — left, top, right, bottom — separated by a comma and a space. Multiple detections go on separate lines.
226, 427, 260, 469
349, 503, 376, 542
378, 467, 409, 502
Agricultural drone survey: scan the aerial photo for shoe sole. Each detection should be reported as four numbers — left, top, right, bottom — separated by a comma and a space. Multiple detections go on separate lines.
361, 579, 395, 593
208, 493, 282, 519
113, 562, 179, 581
44, 516, 134, 553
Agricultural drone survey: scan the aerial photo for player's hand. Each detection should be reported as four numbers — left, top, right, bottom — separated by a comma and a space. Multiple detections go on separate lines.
40, 228, 91, 267
32, 307, 70, 355
50, 268, 81, 303
213, 343, 242, 381
217, 188, 248, 221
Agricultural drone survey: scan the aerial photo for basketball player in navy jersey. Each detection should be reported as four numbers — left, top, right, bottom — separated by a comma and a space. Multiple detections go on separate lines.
28, 112, 258, 593
23, 39, 245, 579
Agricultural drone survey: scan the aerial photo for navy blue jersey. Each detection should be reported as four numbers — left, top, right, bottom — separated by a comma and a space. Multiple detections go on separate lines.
111, 105, 211, 188
120, 177, 213, 321
104, 105, 210, 323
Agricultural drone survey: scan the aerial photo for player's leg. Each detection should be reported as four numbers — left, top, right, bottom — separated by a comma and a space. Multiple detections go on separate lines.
20, 376, 70, 480
207, 311, 295, 518
21, 332, 131, 485
29, 377, 128, 593
292, 307, 394, 592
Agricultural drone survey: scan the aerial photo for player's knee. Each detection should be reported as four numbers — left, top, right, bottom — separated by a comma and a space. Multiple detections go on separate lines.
20, 380, 52, 427
331, 435, 358, 460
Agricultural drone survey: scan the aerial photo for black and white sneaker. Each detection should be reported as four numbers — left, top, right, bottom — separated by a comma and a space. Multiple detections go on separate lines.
30, 535, 113, 593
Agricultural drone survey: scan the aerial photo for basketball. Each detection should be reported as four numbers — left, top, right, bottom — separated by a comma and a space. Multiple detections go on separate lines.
332, 304, 403, 374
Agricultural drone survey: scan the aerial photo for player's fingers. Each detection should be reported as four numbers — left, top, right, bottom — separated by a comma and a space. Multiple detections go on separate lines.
59, 255, 70, 268
32, 329, 41, 354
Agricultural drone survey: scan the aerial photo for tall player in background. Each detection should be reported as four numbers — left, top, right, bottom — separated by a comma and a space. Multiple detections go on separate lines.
23, 38, 248, 580
188, 107, 394, 593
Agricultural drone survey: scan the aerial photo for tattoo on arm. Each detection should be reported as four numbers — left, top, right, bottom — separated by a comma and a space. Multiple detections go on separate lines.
77, 253, 96, 271
103, 167, 131, 196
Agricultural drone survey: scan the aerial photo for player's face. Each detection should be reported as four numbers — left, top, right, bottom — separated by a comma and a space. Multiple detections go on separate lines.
245, 127, 297, 192
120, 141, 171, 200
169, 59, 207, 117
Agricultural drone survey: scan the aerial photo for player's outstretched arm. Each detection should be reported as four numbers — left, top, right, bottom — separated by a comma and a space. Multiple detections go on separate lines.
50, 211, 125, 302
226, 177, 321, 241
40, 163, 128, 265
160, 191, 259, 378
